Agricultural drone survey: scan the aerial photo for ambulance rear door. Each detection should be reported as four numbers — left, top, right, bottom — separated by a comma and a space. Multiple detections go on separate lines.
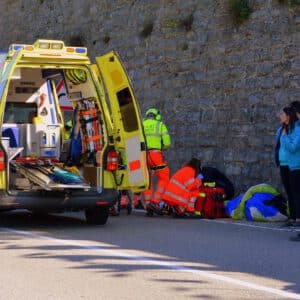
0, 50, 23, 190
95, 51, 149, 192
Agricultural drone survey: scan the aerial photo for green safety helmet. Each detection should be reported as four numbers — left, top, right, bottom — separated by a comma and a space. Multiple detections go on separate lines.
145, 107, 161, 121
65, 120, 72, 129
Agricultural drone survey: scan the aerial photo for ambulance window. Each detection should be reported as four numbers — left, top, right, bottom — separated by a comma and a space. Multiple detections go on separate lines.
117, 88, 138, 132
4, 102, 37, 124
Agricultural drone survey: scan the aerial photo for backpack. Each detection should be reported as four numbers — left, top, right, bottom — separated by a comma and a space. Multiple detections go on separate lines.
201, 166, 235, 200
195, 186, 227, 219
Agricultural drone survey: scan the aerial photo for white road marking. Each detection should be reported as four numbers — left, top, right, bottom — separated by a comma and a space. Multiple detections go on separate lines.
201, 218, 300, 232
1, 227, 299, 299
134, 209, 299, 232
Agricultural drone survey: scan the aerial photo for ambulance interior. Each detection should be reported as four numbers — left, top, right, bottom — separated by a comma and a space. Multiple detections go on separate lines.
3, 66, 106, 192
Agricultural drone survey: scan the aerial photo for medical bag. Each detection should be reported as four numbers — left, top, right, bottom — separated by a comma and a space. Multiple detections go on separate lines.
195, 186, 227, 219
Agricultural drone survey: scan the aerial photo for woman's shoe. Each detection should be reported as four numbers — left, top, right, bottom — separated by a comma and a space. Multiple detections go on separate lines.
281, 220, 296, 227
289, 233, 300, 241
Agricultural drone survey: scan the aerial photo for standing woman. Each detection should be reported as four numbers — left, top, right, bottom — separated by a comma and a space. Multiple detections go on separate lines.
275, 106, 300, 226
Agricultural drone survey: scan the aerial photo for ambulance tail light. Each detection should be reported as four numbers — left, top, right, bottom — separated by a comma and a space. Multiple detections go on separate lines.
0, 151, 5, 171
106, 150, 119, 171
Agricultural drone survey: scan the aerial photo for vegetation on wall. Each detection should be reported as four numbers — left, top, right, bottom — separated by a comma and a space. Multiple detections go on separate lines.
278, 0, 300, 6
68, 35, 86, 46
181, 14, 194, 31
139, 21, 154, 38
181, 43, 189, 51
229, 0, 253, 25
102, 35, 110, 44
164, 14, 194, 32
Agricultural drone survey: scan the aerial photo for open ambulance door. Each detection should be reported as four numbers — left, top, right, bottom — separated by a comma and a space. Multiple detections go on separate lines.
0, 50, 23, 190
95, 51, 149, 193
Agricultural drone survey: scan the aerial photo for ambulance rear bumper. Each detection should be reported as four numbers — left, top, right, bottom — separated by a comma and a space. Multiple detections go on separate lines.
0, 188, 118, 212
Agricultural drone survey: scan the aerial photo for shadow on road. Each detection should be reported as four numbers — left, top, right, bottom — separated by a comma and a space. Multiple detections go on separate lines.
0, 210, 299, 297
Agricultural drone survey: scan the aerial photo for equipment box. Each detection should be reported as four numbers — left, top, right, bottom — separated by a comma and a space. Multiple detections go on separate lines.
83, 166, 101, 187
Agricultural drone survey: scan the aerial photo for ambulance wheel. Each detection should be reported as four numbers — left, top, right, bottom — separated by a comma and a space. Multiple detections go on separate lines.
30, 211, 49, 219
85, 207, 109, 225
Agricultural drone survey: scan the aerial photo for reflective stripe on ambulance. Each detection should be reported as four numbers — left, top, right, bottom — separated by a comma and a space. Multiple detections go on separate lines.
125, 135, 143, 184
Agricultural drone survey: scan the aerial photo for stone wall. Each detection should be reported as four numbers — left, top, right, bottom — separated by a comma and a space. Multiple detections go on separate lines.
0, 0, 299, 193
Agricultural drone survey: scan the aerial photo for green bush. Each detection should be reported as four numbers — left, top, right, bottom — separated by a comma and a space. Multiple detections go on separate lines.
229, 0, 253, 25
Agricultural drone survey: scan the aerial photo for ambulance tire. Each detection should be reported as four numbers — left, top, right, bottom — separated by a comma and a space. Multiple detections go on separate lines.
85, 207, 109, 225
30, 210, 49, 218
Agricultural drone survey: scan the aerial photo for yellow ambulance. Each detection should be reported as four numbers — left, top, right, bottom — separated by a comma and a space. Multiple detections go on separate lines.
0, 39, 149, 224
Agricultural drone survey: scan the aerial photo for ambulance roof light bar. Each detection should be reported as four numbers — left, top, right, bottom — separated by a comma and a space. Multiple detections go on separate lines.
8, 39, 87, 56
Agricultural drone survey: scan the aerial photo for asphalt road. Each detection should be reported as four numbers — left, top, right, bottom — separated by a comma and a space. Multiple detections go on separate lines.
0, 209, 299, 300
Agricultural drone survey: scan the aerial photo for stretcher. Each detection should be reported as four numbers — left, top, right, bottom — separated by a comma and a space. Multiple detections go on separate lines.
78, 97, 103, 154
11, 160, 91, 191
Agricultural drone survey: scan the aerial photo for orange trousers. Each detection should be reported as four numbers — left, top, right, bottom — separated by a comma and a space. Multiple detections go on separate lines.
143, 150, 170, 208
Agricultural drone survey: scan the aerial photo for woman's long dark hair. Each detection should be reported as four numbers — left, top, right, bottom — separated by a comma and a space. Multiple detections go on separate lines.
283, 106, 297, 133
185, 158, 202, 176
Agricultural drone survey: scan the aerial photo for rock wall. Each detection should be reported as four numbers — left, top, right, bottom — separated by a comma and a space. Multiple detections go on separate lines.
0, 0, 299, 193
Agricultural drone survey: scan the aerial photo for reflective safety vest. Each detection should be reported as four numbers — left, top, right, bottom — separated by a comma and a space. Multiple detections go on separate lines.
143, 118, 171, 151
162, 166, 202, 212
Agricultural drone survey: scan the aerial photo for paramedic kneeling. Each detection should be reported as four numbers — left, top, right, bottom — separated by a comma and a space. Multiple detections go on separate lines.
162, 158, 203, 216
143, 107, 171, 216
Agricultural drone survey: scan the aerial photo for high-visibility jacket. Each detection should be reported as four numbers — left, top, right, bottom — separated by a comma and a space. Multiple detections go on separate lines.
162, 166, 202, 212
143, 118, 171, 151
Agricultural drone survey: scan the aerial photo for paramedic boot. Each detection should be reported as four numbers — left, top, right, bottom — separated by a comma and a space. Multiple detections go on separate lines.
133, 193, 143, 209
172, 206, 186, 218
145, 207, 154, 217
184, 211, 202, 219
127, 201, 132, 215
148, 202, 163, 216
290, 233, 300, 241
109, 203, 120, 216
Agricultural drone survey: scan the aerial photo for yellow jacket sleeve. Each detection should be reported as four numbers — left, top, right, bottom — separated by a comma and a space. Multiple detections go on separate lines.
160, 122, 171, 151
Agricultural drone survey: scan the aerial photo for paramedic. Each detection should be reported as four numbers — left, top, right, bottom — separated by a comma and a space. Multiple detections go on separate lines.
162, 157, 203, 216
143, 107, 171, 216
64, 120, 73, 140
60, 120, 73, 162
